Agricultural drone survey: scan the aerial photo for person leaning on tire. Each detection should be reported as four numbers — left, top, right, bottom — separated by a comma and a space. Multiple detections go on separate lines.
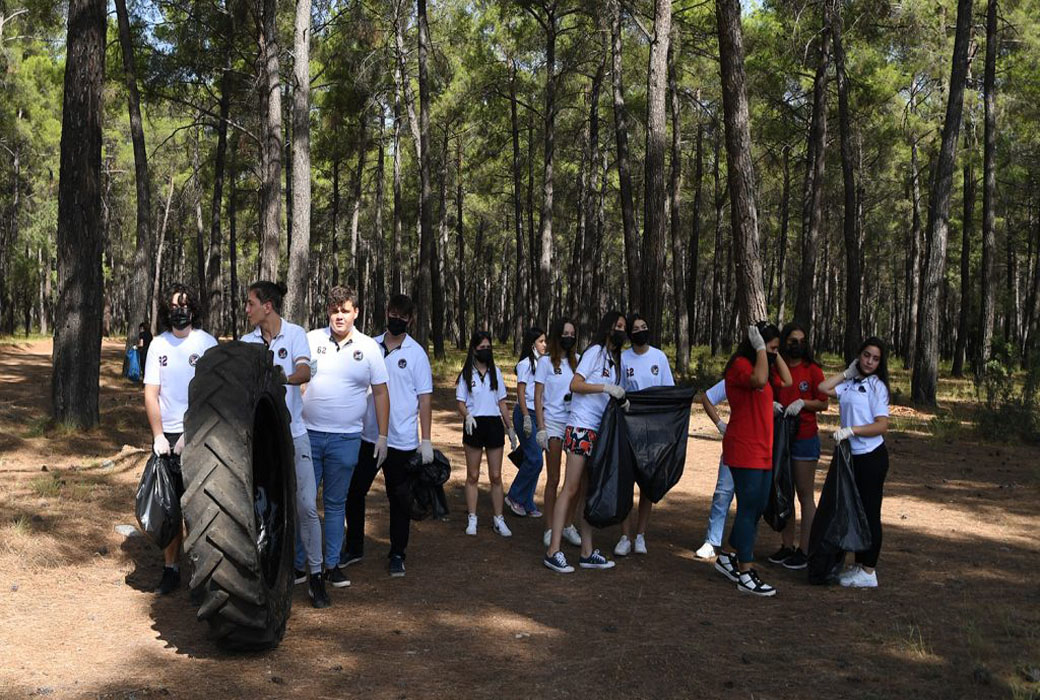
142, 283, 218, 595
242, 281, 330, 609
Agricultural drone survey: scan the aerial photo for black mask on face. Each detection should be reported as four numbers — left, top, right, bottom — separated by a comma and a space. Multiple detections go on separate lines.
560, 336, 577, 351
786, 341, 804, 358
169, 307, 191, 330
610, 330, 627, 349
387, 317, 408, 336
767, 351, 778, 366
475, 348, 493, 365
631, 330, 650, 347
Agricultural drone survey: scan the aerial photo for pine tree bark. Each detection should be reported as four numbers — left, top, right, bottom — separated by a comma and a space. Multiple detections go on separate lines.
667, 31, 689, 372
258, 0, 282, 281
610, 0, 641, 309
903, 138, 923, 367
392, 81, 403, 296
687, 118, 704, 347
348, 113, 370, 286
952, 137, 975, 377
416, 0, 443, 356
510, 61, 526, 349
580, 54, 605, 340
776, 145, 791, 321
228, 134, 239, 335
285, 0, 312, 323
205, 38, 232, 333
710, 125, 724, 354
531, 2, 559, 329
977, 0, 998, 372
456, 137, 467, 349
373, 116, 387, 329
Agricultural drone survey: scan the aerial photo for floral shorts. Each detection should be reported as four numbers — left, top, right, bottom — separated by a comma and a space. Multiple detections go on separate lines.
563, 425, 598, 458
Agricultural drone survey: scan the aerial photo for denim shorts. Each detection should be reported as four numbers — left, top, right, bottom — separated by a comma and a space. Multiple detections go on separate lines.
790, 434, 821, 461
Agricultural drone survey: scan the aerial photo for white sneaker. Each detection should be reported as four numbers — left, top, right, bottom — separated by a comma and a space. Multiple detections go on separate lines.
493, 515, 512, 538
614, 535, 632, 556
465, 514, 477, 536
838, 564, 861, 585
543, 529, 551, 548
634, 534, 647, 555
695, 542, 716, 559
840, 567, 878, 588
562, 524, 582, 547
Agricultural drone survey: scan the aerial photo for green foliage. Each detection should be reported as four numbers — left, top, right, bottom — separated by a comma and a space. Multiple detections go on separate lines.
974, 342, 1040, 444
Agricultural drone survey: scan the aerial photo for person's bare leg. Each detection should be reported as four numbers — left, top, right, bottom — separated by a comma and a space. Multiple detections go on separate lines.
636, 493, 653, 535
578, 470, 593, 558
543, 440, 562, 524
793, 459, 818, 552
487, 447, 505, 516
464, 445, 483, 515
548, 452, 586, 555
163, 528, 182, 566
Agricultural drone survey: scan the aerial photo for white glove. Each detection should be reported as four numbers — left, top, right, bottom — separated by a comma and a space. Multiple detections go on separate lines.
536, 429, 549, 450
308, 358, 318, 377
464, 414, 477, 435
785, 399, 805, 417
173, 434, 185, 455
522, 414, 534, 437
508, 428, 519, 451
602, 383, 626, 400
773, 401, 784, 416
374, 435, 388, 468
152, 434, 171, 456
715, 420, 727, 435
748, 325, 766, 352
833, 427, 855, 442
621, 399, 631, 412
843, 360, 861, 381
420, 439, 434, 464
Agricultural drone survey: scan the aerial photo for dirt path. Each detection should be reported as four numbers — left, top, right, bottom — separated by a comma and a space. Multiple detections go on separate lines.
0, 340, 1037, 698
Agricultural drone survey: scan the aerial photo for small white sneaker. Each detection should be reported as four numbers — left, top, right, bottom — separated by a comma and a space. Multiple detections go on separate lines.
634, 534, 647, 555
840, 567, 878, 588
465, 514, 477, 536
562, 524, 582, 547
694, 542, 716, 559
493, 515, 513, 538
614, 535, 632, 556
543, 529, 552, 548
838, 564, 862, 585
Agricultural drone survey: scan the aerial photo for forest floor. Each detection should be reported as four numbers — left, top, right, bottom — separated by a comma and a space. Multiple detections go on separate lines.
0, 338, 1038, 699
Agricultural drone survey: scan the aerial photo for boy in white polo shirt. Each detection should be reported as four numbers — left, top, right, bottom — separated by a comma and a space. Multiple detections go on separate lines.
345, 294, 434, 578
302, 286, 389, 587
242, 281, 329, 608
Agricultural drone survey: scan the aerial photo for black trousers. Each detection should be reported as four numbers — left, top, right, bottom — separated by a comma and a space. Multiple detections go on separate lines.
344, 441, 414, 559
852, 443, 889, 568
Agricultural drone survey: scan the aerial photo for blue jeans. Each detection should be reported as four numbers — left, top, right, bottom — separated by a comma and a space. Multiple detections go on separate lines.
295, 430, 361, 570
704, 458, 735, 547
728, 465, 772, 564
507, 404, 544, 512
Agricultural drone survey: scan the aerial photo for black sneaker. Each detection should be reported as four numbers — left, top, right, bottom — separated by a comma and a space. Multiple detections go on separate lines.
294, 569, 308, 585
783, 549, 808, 570
714, 551, 740, 583
543, 550, 575, 573
308, 573, 330, 608
767, 546, 796, 565
389, 555, 406, 578
325, 567, 351, 588
339, 551, 364, 569
156, 566, 180, 595
736, 568, 777, 597
578, 549, 616, 570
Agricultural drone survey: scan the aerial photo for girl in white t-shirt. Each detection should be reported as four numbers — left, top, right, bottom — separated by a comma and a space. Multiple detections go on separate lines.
456, 331, 519, 537
505, 326, 547, 518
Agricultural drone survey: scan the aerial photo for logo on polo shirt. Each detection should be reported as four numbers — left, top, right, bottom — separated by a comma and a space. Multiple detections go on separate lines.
554, 367, 562, 375
799, 380, 809, 392
398, 358, 408, 369
353, 350, 364, 361
189, 354, 200, 367
651, 365, 659, 376
602, 368, 611, 377
278, 348, 288, 359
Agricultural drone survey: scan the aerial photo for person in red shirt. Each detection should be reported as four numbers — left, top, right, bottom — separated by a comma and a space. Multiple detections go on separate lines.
766, 322, 829, 570
714, 322, 792, 597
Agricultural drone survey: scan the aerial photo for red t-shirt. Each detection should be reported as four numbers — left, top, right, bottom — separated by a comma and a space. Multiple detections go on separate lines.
722, 356, 774, 470
773, 361, 827, 440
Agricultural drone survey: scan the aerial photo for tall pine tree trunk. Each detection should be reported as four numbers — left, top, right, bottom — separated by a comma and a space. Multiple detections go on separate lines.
687, 118, 704, 347
977, 0, 998, 372
373, 116, 387, 329
285, 0, 312, 323
610, 0, 640, 309
510, 62, 526, 350
456, 137, 467, 348
258, 0, 282, 281
667, 32, 689, 372
953, 132, 975, 377
534, 5, 558, 329
903, 137, 923, 367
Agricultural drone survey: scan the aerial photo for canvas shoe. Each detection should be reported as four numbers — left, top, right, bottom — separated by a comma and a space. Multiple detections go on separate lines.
543, 550, 574, 573
562, 524, 582, 547
339, 551, 364, 569
694, 542, 716, 559
465, 514, 478, 536
389, 555, 406, 578
579, 549, 616, 570
614, 535, 632, 556
634, 534, 648, 555
736, 568, 777, 597
325, 567, 351, 588
840, 567, 878, 588
493, 515, 513, 537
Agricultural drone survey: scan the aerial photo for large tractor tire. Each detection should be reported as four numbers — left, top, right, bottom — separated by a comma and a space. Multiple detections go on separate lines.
181, 341, 297, 651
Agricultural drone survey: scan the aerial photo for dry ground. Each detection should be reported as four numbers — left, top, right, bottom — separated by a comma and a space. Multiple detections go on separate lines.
0, 339, 1037, 699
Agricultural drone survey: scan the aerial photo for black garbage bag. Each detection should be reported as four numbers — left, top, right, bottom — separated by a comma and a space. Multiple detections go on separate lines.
624, 385, 698, 503
134, 453, 182, 548
407, 449, 451, 521
763, 413, 799, 532
807, 441, 873, 584
583, 397, 635, 528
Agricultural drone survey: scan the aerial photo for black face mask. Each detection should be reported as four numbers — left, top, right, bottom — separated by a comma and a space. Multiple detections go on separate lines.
169, 307, 191, 330
387, 317, 408, 336
475, 348, 493, 365
560, 336, 577, 351
610, 330, 627, 349
631, 330, 650, 347
786, 342, 804, 358
767, 351, 778, 366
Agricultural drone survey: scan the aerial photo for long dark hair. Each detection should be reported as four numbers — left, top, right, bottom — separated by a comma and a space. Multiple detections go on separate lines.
547, 317, 578, 372
780, 321, 818, 366
461, 331, 498, 392
518, 326, 544, 374
856, 336, 890, 392
724, 321, 781, 374
583, 310, 624, 381
158, 283, 200, 332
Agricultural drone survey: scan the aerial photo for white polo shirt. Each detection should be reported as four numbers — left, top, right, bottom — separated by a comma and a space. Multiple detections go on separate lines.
361, 333, 433, 449
704, 379, 728, 406
515, 358, 538, 410
621, 346, 675, 392
567, 344, 620, 431
456, 366, 507, 417
534, 354, 577, 428
143, 329, 218, 433
242, 320, 310, 438
835, 374, 890, 455
303, 327, 388, 434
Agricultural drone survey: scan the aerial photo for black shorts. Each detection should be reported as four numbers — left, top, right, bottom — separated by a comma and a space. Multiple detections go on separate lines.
463, 416, 505, 449
163, 431, 186, 499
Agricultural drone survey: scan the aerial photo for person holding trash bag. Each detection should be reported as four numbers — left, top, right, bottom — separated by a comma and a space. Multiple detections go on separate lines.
615, 312, 674, 557
713, 322, 792, 596
534, 318, 584, 548
543, 311, 627, 573
456, 331, 519, 537
505, 326, 547, 518
142, 283, 218, 594
766, 322, 828, 570
243, 281, 329, 608
345, 294, 435, 578
694, 379, 733, 560
817, 336, 891, 588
